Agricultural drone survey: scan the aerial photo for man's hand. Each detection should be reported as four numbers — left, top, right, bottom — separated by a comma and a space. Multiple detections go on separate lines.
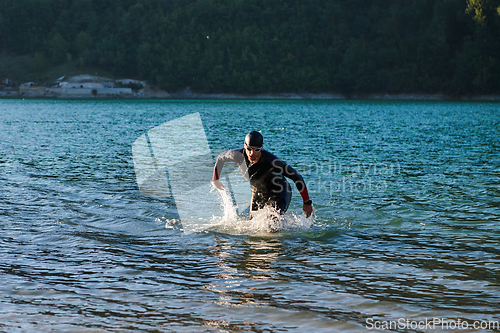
212, 179, 225, 190
302, 203, 313, 218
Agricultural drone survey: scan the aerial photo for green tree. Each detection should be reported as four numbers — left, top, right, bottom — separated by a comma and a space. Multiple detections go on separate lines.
45, 32, 69, 64
75, 31, 93, 53
466, 0, 500, 24
29, 51, 48, 72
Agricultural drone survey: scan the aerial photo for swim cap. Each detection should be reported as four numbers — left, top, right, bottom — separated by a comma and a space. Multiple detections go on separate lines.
244, 131, 263, 147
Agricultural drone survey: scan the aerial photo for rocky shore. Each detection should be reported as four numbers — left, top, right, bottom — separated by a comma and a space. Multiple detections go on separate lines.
1, 74, 499, 101
0, 74, 171, 99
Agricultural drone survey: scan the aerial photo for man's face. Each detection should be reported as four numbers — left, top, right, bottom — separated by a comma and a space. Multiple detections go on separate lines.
244, 144, 262, 164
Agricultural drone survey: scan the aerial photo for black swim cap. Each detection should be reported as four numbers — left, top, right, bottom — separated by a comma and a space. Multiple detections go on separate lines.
244, 131, 263, 147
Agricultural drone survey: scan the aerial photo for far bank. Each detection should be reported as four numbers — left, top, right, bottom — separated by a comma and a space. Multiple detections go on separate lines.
1, 74, 499, 101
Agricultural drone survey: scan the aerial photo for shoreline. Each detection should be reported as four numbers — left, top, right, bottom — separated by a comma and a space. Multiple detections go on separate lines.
167, 91, 500, 101
2, 89, 500, 101
1, 74, 499, 101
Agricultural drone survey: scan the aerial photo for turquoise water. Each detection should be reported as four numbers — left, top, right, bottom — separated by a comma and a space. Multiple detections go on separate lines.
1, 99, 499, 332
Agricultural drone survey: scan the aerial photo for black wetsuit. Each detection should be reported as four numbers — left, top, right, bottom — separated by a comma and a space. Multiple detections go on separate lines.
213, 149, 310, 214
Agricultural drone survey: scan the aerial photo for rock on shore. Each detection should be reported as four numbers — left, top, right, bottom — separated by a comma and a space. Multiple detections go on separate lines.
0, 74, 172, 99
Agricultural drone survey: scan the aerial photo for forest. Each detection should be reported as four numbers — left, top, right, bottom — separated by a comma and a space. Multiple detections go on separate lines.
1, 0, 499, 95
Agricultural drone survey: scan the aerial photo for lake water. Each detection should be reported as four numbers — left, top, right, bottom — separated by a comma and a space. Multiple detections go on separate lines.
1, 99, 499, 332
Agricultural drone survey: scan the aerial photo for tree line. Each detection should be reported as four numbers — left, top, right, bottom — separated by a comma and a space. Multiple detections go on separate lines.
1, 0, 499, 95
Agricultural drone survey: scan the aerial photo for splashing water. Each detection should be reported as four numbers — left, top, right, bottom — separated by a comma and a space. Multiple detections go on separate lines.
209, 189, 313, 235
217, 187, 239, 223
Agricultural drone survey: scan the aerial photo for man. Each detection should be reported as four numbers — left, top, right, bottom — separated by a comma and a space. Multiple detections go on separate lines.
212, 131, 313, 221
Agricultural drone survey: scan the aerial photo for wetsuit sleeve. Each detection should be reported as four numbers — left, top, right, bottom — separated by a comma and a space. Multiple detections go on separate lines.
213, 149, 243, 181
272, 158, 310, 202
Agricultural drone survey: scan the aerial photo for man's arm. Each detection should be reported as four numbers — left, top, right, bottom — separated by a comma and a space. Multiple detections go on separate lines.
212, 149, 245, 190
273, 158, 313, 217
212, 153, 227, 190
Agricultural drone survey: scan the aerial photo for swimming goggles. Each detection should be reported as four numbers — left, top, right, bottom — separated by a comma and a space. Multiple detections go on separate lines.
245, 145, 262, 152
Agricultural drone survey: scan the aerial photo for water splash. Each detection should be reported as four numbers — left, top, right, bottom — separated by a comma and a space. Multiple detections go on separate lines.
209, 189, 313, 235
217, 187, 239, 223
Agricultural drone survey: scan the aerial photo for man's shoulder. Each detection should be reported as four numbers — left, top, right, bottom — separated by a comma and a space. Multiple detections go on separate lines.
260, 150, 283, 164
261, 149, 277, 158
216, 148, 246, 163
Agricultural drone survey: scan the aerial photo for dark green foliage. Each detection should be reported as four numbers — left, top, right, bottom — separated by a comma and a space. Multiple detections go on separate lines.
29, 51, 48, 72
1, 0, 499, 95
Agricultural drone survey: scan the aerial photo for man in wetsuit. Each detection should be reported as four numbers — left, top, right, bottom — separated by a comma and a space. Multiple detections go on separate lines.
212, 131, 313, 219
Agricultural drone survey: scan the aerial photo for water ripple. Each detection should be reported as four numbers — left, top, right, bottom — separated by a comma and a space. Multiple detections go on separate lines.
1, 99, 499, 332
